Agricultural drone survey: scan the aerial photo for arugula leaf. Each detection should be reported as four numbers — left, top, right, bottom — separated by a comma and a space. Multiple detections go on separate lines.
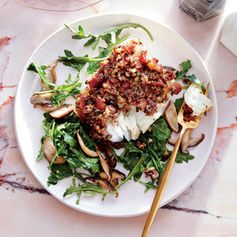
63, 131, 77, 147
48, 163, 73, 185
51, 74, 81, 106
126, 141, 143, 153
111, 23, 153, 40
185, 74, 206, 93
27, 63, 56, 88
66, 22, 153, 49
37, 148, 44, 161
69, 148, 99, 174
147, 148, 165, 174
175, 60, 206, 92
78, 125, 96, 150
58, 49, 108, 72
117, 154, 146, 189
87, 48, 110, 74
151, 117, 171, 141
63, 181, 115, 203
176, 60, 192, 80
174, 97, 184, 113
136, 179, 157, 193
86, 33, 129, 75
83, 36, 97, 47
63, 23, 145, 74
28, 63, 81, 106
51, 89, 79, 106
118, 142, 143, 171
175, 152, 194, 163
68, 25, 89, 40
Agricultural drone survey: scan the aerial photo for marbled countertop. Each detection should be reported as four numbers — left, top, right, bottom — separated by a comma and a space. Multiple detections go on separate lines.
1, 0, 237, 236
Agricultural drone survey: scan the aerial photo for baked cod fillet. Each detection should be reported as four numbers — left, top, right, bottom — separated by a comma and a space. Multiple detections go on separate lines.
75, 39, 181, 142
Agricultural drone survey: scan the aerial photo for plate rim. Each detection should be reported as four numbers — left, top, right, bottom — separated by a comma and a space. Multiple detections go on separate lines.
14, 12, 218, 218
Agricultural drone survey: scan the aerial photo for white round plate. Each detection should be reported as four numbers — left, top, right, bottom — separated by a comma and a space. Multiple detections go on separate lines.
14, 13, 218, 217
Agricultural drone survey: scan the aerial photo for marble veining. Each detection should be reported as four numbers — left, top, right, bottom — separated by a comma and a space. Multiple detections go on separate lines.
1, 0, 237, 236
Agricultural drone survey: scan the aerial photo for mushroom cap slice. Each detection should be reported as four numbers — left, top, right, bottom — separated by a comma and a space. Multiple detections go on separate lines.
189, 133, 205, 147
98, 171, 110, 181
42, 137, 65, 164
181, 129, 193, 153
49, 105, 74, 118
168, 132, 205, 151
31, 91, 61, 112
30, 91, 54, 105
94, 179, 114, 191
96, 149, 111, 181
34, 104, 62, 112
165, 101, 179, 132
111, 170, 126, 180
77, 131, 98, 157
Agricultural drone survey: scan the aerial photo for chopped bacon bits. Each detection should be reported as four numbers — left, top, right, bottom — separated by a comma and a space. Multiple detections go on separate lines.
75, 39, 179, 140
95, 98, 106, 111
183, 103, 197, 122
172, 82, 182, 95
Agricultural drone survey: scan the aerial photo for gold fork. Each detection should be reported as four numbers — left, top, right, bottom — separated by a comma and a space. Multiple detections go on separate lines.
141, 86, 208, 237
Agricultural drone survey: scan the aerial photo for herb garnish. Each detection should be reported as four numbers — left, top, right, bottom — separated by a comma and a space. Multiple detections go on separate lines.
28, 64, 81, 106
176, 60, 206, 92
58, 50, 108, 73
65, 22, 153, 48
62, 23, 153, 75
28, 63, 56, 88
63, 178, 116, 204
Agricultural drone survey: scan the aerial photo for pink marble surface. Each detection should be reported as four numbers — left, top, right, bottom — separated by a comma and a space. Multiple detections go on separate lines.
1, 0, 237, 236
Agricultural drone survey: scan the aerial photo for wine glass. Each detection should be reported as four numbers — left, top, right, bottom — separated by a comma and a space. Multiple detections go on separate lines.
15, 0, 104, 12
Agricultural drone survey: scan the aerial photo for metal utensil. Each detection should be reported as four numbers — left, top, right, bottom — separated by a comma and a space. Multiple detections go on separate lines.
141, 86, 208, 237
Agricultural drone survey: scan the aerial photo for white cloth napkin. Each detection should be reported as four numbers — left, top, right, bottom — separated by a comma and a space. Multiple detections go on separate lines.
220, 12, 237, 56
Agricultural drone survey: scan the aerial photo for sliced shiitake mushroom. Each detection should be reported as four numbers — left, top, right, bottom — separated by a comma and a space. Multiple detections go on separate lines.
98, 170, 126, 188
49, 105, 74, 118
77, 131, 98, 157
98, 171, 109, 181
33, 104, 62, 112
94, 178, 114, 191
181, 129, 193, 153
110, 179, 118, 188
85, 177, 96, 183
165, 101, 179, 132
86, 176, 114, 191
96, 149, 111, 181
168, 131, 205, 153
31, 91, 61, 112
50, 61, 58, 84
104, 147, 117, 168
167, 137, 176, 146
30, 91, 54, 105
111, 170, 126, 180
189, 133, 205, 147
42, 137, 65, 164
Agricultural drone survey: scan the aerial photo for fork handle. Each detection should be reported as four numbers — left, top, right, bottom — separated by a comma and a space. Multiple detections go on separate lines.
141, 127, 186, 237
